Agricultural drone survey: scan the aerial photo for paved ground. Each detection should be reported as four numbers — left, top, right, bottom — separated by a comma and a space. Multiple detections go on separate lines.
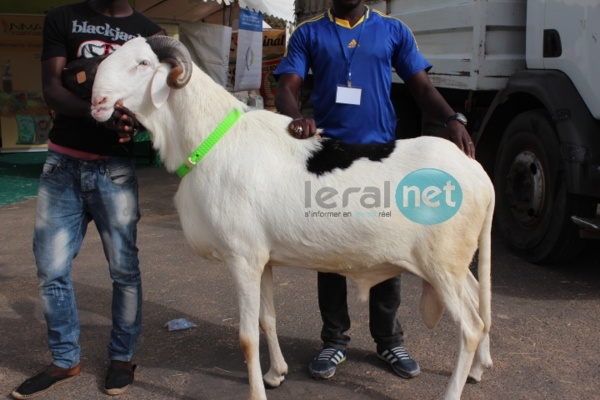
1, 166, 600, 400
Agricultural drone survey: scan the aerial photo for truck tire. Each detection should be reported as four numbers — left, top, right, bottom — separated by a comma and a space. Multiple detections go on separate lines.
494, 110, 594, 263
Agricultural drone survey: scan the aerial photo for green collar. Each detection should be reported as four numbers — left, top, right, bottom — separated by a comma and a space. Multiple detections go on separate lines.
176, 109, 242, 179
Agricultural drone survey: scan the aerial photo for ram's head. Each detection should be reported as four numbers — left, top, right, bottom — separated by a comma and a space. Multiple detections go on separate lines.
91, 36, 192, 123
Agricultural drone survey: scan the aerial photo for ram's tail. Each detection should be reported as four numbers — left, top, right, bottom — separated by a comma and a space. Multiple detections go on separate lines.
478, 190, 494, 332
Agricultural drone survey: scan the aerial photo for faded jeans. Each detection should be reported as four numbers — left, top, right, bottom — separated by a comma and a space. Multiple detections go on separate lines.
33, 150, 142, 368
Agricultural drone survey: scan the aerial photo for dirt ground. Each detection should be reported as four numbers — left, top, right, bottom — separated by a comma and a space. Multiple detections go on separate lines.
1, 166, 600, 400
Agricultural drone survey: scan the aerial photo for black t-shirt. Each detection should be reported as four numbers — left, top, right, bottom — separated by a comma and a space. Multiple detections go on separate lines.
42, 1, 163, 156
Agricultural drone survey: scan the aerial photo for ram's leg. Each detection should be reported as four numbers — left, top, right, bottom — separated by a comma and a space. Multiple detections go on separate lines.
260, 265, 288, 388
432, 273, 484, 400
465, 271, 493, 382
420, 279, 444, 329
227, 256, 267, 400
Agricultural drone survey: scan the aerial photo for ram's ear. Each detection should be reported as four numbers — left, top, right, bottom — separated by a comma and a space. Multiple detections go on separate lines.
151, 64, 171, 108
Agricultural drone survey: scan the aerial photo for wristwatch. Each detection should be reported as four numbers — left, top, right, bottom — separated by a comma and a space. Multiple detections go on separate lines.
445, 112, 468, 127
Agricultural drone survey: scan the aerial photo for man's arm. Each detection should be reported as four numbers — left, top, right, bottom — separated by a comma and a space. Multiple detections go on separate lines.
275, 73, 304, 119
42, 56, 91, 118
407, 70, 475, 158
275, 73, 317, 139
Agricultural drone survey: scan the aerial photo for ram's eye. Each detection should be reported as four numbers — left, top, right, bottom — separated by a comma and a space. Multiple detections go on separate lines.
139, 60, 150, 66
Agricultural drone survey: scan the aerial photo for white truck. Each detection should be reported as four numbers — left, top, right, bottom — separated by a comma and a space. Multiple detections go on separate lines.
386, 0, 600, 263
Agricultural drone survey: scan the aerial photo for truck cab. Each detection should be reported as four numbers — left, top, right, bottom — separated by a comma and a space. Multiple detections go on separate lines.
390, 0, 600, 263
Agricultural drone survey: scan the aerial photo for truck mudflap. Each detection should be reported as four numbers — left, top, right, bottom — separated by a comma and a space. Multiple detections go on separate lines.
571, 216, 600, 239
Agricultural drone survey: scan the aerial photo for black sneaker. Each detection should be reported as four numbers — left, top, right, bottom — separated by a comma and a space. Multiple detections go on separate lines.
104, 360, 136, 395
11, 363, 82, 399
308, 348, 346, 379
377, 346, 421, 379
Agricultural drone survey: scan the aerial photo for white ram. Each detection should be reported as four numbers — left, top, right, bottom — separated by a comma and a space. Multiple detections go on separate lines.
91, 36, 495, 400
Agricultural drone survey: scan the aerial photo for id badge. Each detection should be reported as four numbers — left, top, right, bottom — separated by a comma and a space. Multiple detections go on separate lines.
336, 85, 362, 105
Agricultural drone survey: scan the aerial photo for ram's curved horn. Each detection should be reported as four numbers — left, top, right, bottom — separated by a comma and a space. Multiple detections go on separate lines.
146, 36, 192, 88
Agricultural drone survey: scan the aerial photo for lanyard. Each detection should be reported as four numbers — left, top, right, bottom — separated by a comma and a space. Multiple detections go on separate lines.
333, 11, 366, 88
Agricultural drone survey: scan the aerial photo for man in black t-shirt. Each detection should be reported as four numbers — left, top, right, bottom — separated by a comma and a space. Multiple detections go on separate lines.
11, 1, 163, 399
42, 0, 163, 156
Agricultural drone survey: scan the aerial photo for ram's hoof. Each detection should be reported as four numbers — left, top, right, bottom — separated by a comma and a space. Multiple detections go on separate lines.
263, 378, 284, 389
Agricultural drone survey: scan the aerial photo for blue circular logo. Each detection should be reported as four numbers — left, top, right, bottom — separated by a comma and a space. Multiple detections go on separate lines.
395, 168, 462, 225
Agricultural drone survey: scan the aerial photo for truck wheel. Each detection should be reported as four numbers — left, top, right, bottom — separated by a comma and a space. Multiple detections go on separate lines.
494, 110, 594, 263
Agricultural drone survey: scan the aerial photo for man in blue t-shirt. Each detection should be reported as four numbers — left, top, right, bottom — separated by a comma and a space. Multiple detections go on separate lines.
10, 1, 163, 399
274, 0, 474, 381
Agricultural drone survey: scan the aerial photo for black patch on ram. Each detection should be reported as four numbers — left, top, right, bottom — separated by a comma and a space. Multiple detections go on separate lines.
306, 138, 396, 176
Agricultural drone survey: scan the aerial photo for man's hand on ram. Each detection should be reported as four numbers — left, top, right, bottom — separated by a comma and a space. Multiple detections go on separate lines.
105, 101, 139, 143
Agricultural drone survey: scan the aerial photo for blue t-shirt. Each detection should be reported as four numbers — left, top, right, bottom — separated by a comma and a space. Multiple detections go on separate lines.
274, 7, 431, 144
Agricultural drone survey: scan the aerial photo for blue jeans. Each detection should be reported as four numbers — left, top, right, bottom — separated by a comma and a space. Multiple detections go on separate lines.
318, 273, 403, 352
33, 150, 142, 368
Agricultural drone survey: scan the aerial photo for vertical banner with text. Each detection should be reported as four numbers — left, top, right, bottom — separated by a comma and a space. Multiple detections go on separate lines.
234, 8, 263, 92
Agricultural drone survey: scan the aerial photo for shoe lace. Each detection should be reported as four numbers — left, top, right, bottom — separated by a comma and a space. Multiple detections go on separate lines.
385, 346, 411, 363
316, 348, 344, 363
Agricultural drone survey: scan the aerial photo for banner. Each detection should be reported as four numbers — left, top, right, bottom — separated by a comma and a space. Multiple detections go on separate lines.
259, 29, 286, 111
229, 29, 286, 110
0, 14, 49, 151
234, 8, 263, 92
240, 0, 295, 23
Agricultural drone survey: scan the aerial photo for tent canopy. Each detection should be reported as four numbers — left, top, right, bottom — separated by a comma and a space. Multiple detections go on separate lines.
0, 0, 295, 23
